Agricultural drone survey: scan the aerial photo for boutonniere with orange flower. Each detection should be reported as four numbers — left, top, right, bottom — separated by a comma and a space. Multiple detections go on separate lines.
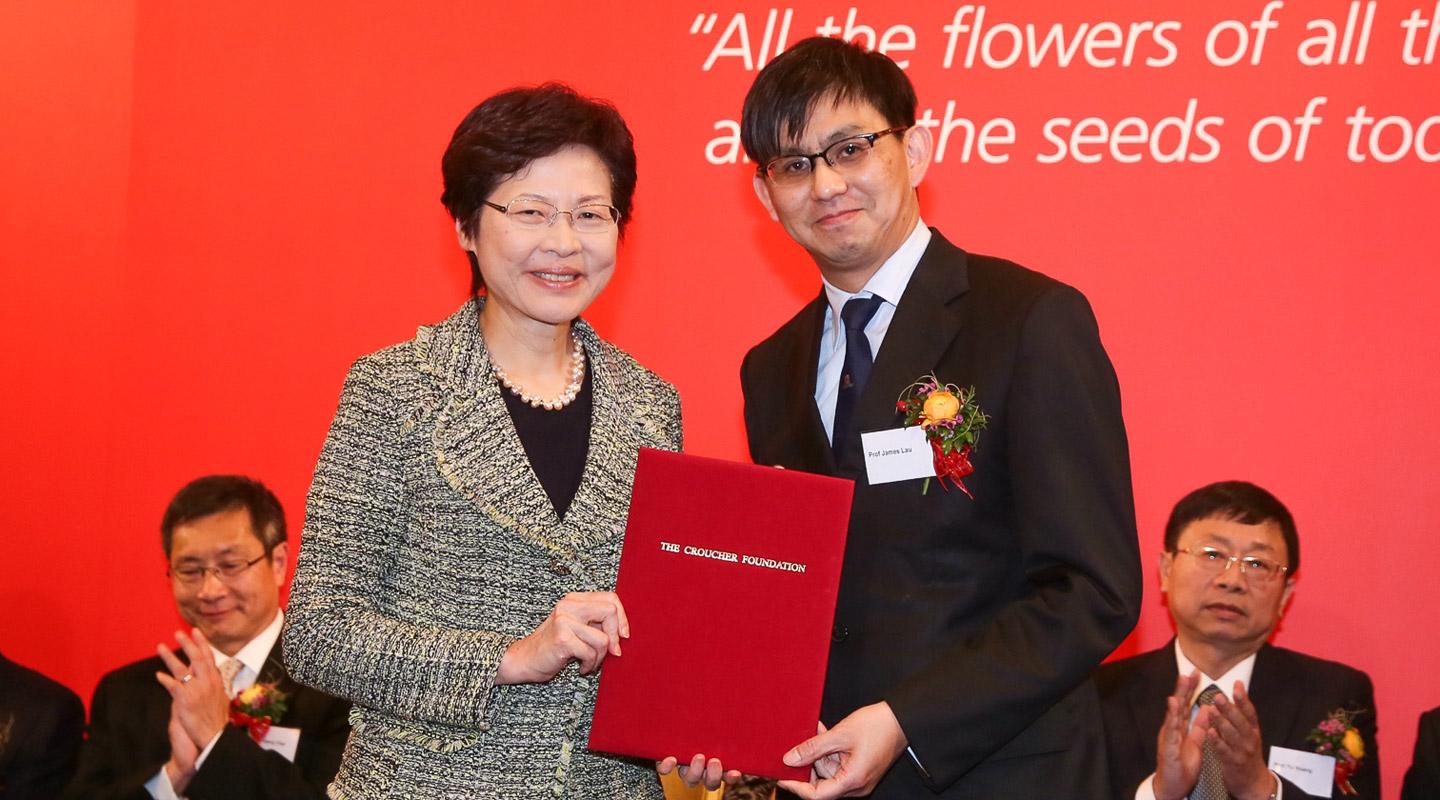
896, 375, 989, 497
1306, 708, 1367, 795
230, 683, 288, 742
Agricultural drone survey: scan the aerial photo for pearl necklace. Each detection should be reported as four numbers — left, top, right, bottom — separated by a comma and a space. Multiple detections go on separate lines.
491, 335, 586, 410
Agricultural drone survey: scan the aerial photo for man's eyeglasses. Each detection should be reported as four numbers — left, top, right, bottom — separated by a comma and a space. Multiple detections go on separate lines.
759, 126, 909, 186
1171, 546, 1290, 583
168, 551, 271, 586
482, 198, 620, 233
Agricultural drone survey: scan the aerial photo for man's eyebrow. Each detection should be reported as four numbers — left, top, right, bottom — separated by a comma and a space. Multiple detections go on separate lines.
820, 122, 869, 140
173, 545, 242, 563
1199, 534, 1277, 553
783, 123, 870, 153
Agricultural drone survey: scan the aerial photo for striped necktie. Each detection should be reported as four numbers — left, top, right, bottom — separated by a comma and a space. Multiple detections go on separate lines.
1192, 684, 1232, 800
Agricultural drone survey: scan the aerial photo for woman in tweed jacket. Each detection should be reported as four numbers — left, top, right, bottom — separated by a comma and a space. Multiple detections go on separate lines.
283, 86, 679, 798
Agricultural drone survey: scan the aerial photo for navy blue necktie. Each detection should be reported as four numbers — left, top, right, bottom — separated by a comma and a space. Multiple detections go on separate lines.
832, 295, 886, 451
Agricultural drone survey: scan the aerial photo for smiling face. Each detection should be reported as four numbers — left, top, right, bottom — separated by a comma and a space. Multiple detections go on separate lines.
461, 145, 618, 333
168, 506, 286, 657
751, 96, 932, 292
1161, 515, 1295, 660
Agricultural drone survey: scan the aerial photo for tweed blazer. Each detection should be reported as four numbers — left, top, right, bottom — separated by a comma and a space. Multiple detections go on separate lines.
283, 299, 681, 800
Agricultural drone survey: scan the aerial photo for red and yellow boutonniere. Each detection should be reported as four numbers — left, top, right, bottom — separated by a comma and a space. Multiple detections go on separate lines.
896, 375, 989, 497
230, 683, 288, 743
1306, 708, 1367, 795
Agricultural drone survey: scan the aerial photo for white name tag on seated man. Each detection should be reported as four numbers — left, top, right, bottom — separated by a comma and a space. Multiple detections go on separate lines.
259, 725, 301, 762
861, 427, 936, 485
1269, 745, 1336, 797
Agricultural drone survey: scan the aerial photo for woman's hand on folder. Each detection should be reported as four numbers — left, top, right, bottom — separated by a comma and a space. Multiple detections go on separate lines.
656, 754, 742, 791
496, 591, 630, 684
776, 701, 908, 799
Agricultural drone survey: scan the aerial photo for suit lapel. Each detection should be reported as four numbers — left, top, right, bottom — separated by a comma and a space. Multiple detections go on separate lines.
1249, 643, 1304, 753
552, 318, 648, 586
424, 299, 566, 549
834, 231, 971, 475
422, 301, 646, 587
781, 293, 837, 475
1131, 644, 1179, 769
257, 639, 298, 697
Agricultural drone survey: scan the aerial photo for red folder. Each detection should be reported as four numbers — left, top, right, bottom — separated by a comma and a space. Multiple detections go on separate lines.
588, 448, 853, 781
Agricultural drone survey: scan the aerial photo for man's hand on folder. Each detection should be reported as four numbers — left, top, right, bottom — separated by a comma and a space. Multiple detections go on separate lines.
656, 754, 742, 791
495, 591, 629, 684
776, 701, 909, 799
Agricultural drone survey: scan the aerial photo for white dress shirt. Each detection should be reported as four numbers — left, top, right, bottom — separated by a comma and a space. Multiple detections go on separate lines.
146, 610, 284, 800
810, 219, 934, 776
1135, 640, 1282, 800
814, 219, 931, 441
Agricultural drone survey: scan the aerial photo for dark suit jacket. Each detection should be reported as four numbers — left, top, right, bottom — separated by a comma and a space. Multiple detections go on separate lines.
0, 653, 86, 800
1401, 707, 1440, 800
1095, 641, 1380, 800
741, 230, 1142, 798
62, 641, 350, 800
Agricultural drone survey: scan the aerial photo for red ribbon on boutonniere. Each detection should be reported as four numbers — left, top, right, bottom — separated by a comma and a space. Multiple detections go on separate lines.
229, 682, 288, 743
1306, 708, 1367, 795
229, 708, 273, 742
896, 375, 989, 497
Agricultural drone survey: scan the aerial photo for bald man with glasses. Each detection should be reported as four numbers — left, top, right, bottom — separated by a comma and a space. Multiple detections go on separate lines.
64, 475, 349, 800
1096, 481, 1380, 800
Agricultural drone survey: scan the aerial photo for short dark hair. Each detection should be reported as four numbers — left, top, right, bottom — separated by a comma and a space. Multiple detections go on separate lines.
440, 83, 638, 296
741, 36, 918, 168
1164, 481, 1299, 575
160, 475, 286, 559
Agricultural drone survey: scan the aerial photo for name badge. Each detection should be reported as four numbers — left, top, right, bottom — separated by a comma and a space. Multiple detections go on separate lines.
861, 427, 935, 485
1269, 745, 1335, 797
259, 725, 301, 762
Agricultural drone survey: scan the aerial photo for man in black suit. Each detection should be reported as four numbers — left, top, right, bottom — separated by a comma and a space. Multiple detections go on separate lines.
0, 653, 85, 798
733, 36, 1142, 799
1402, 705, 1440, 799
64, 476, 349, 800
1096, 481, 1379, 800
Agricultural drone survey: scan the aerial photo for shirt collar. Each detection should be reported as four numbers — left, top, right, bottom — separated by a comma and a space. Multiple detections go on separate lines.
821, 218, 931, 334
208, 608, 283, 676
1174, 638, 1258, 704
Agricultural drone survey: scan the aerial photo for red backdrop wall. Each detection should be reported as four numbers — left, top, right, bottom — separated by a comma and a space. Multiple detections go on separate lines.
4, 2, 1437, 795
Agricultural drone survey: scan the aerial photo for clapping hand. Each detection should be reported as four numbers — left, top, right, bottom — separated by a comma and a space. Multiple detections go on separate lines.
155, 628, 231, 748
163, 704, 200, 792
1210, 683, 1278, 800
155, 628, 231, 792
1154, 669, 1212, 800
